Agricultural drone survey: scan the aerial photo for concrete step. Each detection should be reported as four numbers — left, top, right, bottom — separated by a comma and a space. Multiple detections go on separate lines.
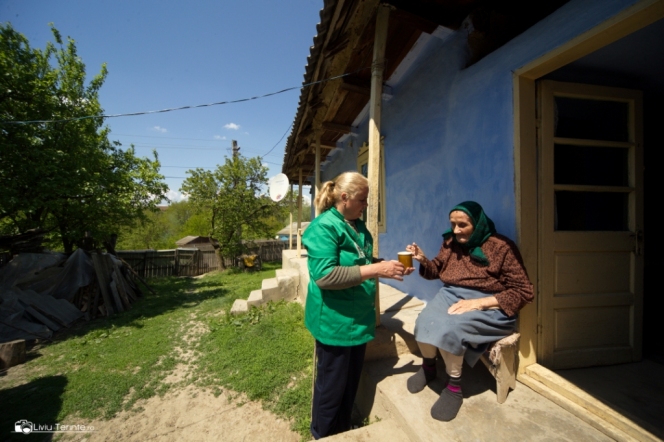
365, 284, 424, 361
246, 289, 263, 307
261, 277, 281, 302
318, 419, 413, 441
276, 268, 299, 302
230, 299, 248, 315
522, 364, 660, 442
356, 354, 615, 442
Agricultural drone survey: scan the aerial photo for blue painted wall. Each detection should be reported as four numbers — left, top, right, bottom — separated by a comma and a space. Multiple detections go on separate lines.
319, 0, 642, 300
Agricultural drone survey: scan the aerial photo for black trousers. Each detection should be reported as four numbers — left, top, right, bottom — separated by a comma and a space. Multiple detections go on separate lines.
310, 340, 367, 439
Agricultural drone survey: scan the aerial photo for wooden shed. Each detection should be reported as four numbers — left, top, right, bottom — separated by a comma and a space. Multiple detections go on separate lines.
174, 236, 218, 251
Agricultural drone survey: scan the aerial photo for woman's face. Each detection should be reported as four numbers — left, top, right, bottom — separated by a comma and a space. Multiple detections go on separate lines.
342, 186, 369, 220
449, 210, 474, 243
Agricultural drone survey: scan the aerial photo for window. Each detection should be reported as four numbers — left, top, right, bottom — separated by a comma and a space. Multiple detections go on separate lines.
357, 140, 386, 233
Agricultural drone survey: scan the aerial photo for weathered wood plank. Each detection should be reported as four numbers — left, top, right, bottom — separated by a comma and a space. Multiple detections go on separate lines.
109, 280, 125, 313
18, 289, 83, 327
24, 306, 61, 331
111, 265, 131, 310
91, 254, 114, 316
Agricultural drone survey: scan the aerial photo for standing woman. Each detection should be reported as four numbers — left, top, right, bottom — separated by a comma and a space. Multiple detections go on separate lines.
303, 171, 405, 439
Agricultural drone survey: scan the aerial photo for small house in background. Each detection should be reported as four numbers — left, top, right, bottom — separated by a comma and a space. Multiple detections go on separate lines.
275, 222, 310, 242
175, 236, 218, 251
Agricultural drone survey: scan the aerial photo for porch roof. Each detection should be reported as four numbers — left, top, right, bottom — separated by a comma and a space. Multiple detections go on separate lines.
281, 0, 568, 183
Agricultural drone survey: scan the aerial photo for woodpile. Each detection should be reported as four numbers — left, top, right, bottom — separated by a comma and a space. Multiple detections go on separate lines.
85, 253, 151, 318
0, 229, 45, 255
0, 250, 153, 344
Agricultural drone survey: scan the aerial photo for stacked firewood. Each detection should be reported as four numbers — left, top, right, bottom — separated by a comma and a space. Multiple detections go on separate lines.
0, 250, 156, 343
80, 253, 153, 318
0, 229, 45, 255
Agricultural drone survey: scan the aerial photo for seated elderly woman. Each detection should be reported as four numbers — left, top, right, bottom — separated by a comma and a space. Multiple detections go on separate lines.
404, 201, 533, 422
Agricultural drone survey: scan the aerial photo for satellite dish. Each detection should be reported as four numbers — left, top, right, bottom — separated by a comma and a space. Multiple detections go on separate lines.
268, 173, 289, 202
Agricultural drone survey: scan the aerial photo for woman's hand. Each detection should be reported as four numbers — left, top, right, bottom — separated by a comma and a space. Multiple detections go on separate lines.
448, 296, 500, 314
406, 243, 425, 262
361, 260, 406, 281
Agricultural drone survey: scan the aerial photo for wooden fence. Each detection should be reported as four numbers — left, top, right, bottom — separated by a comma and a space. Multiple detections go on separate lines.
117, 249, 219, 278
117, 240, 285, 278
245, 240, 286, 262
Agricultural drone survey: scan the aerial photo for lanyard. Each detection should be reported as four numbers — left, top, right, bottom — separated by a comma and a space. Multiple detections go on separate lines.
344, 220, 372, 265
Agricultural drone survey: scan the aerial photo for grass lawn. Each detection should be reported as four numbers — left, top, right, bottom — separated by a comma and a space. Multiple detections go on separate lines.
0, 262, 314, 440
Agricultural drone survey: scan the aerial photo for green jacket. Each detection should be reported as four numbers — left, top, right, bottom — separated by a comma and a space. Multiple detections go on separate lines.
302, 207, 376, 346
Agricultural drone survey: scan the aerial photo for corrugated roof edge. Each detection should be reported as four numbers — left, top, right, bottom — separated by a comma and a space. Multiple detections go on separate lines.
282, 0, 338, 178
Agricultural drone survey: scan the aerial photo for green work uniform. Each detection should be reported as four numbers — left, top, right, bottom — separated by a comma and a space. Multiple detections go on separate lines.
303, 207, 376, 346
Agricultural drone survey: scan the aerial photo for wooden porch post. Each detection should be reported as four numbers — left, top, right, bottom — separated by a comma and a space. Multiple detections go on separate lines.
297, 168, 303, 258
369, 4, 390, 326
315, 131, 322, 217
289, 183, 294, 250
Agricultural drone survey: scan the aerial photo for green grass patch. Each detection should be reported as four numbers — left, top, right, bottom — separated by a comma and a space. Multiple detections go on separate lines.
0, 262, 314, 440
197, 301, 314, 436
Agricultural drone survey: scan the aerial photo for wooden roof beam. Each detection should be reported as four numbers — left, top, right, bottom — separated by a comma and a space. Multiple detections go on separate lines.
322, 121, 353, 134
325, 37, 349, 59
320, 140, 338, 150
339, 76, 371, 96
382, 0, 474, 31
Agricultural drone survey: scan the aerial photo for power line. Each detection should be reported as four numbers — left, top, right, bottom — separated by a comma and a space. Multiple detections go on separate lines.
1, 68, 369, 125
128, 143, 283, 157
160, 158, 282, 168
113, 133, 232, 142
261, 121, 293, 159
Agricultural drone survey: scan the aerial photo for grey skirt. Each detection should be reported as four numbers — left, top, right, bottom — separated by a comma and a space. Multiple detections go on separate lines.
414, 285, 516, 367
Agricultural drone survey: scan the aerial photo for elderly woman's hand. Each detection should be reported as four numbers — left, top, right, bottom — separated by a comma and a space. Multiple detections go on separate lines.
406, 243, 426, 262
448, 296, 500, 314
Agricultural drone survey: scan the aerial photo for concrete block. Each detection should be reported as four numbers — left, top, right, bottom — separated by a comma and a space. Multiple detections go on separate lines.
320, 419, 409, 441
0, 339, 26, 369
359, 354, 614, 442
261, 278, 281, 302
276, 268, 299, 302
247, 290, 263, 308
365, 325, 413, 362
230, 299, 248, 315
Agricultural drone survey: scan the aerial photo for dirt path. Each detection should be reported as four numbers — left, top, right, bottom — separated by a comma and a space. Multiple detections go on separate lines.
61, 385, 301, 442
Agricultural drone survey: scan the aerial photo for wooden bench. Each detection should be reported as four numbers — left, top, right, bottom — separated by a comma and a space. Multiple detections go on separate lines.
479, 333, 520, 404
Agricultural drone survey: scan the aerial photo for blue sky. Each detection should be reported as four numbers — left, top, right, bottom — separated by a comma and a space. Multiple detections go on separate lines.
1, 0, 320, 202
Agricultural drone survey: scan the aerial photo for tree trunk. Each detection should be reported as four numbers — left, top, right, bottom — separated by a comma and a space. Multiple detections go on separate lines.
60, 225, 74, 254
211, 237, 224, 270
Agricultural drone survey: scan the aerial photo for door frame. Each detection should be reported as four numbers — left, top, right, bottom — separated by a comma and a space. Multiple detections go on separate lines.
513, 0, 664, 373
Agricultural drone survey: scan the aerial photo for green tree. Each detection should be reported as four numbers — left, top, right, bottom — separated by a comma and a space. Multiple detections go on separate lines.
0, 23, 168, 253
115, 201, 212, 251
181, 154, 284, 267
262, 188, 312, 239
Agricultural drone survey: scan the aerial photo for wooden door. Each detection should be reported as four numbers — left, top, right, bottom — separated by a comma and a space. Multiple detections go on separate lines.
538, 81, 644, 369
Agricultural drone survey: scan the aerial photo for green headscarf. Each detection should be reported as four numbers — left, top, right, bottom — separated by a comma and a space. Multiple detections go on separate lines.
442, 201, 496, 266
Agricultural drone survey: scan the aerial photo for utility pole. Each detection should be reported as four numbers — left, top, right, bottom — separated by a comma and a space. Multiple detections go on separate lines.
232, 140, 240, 157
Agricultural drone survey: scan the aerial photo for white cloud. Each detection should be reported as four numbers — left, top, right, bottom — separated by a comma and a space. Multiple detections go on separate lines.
152, 126, 167, 133
214, 135, 226, 140
224, 123, 240, 130
165, 189, 189, 202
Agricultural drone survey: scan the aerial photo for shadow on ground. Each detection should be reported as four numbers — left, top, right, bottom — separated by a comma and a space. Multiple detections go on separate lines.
0, 375, 67, 441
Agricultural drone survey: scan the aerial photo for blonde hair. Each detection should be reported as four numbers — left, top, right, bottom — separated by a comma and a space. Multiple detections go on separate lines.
315, 171, 369, 213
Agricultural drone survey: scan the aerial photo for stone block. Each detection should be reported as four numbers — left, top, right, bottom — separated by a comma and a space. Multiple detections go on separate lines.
276, 269, 299, 302
247, 290, 263, 307
230, 299, 248, 315
0, 339, 26, 369
261, 278, 281, 302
